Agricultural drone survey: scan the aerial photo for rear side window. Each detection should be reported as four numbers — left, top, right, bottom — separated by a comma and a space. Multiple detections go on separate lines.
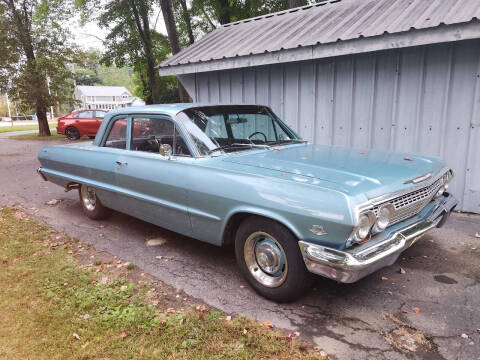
77, 111, 94, 118
104, 118, 127, 149
95, 111, 106, 119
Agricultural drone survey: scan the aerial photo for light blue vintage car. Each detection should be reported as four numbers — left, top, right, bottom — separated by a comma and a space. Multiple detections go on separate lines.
37, 104, 457, 302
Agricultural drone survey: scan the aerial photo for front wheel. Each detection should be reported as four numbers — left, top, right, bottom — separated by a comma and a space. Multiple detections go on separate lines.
79, 184, 111, 220
235, 217, 314, 302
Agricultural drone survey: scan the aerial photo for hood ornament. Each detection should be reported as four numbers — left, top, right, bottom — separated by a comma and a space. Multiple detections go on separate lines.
404, 172, 432, 184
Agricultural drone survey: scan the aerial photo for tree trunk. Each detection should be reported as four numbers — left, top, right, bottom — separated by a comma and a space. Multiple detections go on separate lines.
159, 0, 190, 102
128, 0, 159, 104
7, 0, 51, 135
218, 0, 230, 25
289, 0, 298, 8
144, 45, 159, 103
179, 0, 194, 45
159, 0, 181, 54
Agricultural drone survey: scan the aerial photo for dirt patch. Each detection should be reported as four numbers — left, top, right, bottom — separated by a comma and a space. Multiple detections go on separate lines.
383, 313, 433, 353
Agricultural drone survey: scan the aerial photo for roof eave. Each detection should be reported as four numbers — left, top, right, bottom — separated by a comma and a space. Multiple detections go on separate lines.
158, 21, 480, 76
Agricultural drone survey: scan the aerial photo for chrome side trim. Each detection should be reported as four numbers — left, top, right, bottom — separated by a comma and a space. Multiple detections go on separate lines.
299, 192, 457, 283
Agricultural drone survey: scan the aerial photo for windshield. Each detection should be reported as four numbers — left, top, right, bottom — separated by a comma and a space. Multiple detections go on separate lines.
177, 105, 301, 156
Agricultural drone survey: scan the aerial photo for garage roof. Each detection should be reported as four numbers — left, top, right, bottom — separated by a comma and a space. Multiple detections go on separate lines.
158, 0, 480, 75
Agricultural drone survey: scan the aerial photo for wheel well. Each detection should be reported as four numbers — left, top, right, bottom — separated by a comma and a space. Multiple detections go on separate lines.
222, 212, 297, 246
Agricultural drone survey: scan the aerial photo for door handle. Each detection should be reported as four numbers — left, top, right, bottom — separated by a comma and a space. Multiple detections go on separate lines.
115, 160, 127, 166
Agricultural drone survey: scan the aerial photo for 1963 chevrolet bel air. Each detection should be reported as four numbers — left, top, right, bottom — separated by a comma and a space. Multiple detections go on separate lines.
37, 104, 457, 302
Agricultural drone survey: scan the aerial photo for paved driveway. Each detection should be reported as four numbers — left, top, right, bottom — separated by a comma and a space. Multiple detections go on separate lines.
1, 136, 479, 360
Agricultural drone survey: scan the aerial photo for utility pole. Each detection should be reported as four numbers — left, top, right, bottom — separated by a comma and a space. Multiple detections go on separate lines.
46, 74, 54, 120
5, 92, 12, 127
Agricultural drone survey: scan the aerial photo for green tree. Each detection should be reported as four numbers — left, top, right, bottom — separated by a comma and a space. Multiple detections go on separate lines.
0, 0, 75, 136
80, 0, 162, 104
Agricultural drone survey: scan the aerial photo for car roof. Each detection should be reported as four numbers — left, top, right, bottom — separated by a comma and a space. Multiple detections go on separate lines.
93, 103, 268, 146
106, 103, 264, 117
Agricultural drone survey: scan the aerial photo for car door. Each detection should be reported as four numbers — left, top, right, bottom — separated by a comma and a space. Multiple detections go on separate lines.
113, 115, 193, 236
76, 110, 96, 135
84, 115, 129, 209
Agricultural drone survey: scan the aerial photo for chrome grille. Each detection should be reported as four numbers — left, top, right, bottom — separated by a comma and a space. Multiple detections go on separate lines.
372, 174, 447, 225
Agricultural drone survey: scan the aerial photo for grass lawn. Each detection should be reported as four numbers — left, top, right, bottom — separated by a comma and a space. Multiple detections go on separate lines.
9, 130, 64, 141
0, 123, 56, 133
0, 207, 326, 360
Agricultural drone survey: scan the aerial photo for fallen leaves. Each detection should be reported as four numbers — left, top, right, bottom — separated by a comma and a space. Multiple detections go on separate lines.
263, 320, 273, 329
399, 268, 406, 274
14, 210, 27, 219
381, 276, 389, 281
287, 331, 300, 338
195, 305, 209, 319
412, 307, 421, 314
46, 199, 61, 206
145, 238, 167, 246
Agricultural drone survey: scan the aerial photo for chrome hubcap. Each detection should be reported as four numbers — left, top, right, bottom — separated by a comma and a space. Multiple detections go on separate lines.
244, 232, 287, 288
81, 185, 96, 211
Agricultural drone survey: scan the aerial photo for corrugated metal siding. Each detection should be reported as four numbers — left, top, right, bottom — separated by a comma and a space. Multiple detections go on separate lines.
191, 39, 480, 213
160, 0, 480, 68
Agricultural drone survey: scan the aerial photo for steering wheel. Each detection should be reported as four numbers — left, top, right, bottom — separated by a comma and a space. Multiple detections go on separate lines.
248, 131, 267, 142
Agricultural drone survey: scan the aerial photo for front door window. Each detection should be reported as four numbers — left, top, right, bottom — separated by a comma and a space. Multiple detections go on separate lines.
130, 117, 191, 157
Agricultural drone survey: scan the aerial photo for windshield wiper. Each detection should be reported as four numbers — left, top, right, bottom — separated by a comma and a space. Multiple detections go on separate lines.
207, 143, 270, 155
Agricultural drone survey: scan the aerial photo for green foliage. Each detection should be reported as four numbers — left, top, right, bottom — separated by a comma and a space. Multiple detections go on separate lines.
0, 0, 76, 117
0, 207, 326, 359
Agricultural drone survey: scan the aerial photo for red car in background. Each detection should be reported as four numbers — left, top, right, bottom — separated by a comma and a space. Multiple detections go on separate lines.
57, 109, 108, 140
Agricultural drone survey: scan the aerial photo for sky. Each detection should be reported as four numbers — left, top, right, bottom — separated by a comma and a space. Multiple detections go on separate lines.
71, 6, 168, 51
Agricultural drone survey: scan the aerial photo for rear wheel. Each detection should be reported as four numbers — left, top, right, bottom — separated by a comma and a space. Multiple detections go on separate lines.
79, 184, 111, 220
65, 126, 80, 140
235, 217, 314, 302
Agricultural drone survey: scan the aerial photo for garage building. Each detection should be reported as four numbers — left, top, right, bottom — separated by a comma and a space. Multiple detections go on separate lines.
158, 0, 480, 213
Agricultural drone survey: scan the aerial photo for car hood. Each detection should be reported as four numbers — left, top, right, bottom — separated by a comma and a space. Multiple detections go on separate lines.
221, 144, 445, 199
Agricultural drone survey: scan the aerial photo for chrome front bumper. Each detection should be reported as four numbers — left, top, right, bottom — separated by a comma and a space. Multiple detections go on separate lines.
299, 193, 457, 283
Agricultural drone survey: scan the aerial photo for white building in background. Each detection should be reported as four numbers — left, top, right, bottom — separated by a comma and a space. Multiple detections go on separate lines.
73, 85, 138, 110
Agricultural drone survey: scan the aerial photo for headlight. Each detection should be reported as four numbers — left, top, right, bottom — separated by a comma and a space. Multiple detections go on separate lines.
436, 185, 446, 198
354, 211, 376, 241
373, 204, 394, 232
436, 170, 453, 198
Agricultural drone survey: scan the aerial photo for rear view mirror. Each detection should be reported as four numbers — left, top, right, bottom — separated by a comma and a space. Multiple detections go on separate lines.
227, 117, 248, 125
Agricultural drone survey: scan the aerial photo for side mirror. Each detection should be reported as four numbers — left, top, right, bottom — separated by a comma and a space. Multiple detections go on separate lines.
159, 143, 172, 157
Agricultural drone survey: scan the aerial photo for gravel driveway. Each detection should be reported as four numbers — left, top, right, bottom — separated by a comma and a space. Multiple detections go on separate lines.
1, 135, 479, 360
